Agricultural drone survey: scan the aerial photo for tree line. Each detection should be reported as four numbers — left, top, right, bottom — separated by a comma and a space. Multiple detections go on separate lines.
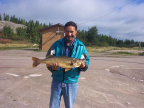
0, 13, 143, 47
77, 26, 143, 47
0, 13, 51, 45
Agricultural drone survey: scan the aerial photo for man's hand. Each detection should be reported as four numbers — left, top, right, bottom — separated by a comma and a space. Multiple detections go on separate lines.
79, 62, 86, 69
46, 63, 59, 71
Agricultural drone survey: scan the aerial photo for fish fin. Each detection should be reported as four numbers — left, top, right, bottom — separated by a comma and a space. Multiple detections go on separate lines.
46, 55, 55, 59
32, 57, 40, 67
65, 68, 71, 72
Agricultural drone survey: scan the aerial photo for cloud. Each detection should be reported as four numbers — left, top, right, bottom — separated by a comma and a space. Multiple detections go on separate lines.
1, 0, 144, 41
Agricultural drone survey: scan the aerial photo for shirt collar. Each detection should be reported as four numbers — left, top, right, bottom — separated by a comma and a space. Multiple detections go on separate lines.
64, 37, 76, 47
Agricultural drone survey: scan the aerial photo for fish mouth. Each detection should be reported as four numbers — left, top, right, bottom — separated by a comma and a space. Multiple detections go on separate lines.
73, 62, 81, 67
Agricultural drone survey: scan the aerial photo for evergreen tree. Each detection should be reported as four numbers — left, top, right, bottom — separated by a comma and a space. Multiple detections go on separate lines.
3, 13, 6, 20
2, 26, 14, 39
0, 14, 2, 21
124, 39, 131, 46
77, 30, 87, 43
43, 23, 48, 28
4, 13, 9, 21
16, 27, 27, 40
10, 16, 13, 22
108, 36, 116, 46
87, 26, 99, 45
116, 40, 124, 47
18, 17, 21, 24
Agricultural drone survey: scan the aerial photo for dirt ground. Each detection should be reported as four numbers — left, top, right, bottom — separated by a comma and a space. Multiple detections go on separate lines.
0, 50, 144, 108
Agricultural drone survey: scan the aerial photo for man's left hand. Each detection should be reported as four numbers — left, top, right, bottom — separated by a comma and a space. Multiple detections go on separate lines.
79, 62, 86, 68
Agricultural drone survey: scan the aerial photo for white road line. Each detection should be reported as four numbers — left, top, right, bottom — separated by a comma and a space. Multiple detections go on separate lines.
111, 66, 120, 68
105, 69, 110, 72
29, 74, 42, 77
80, 77, 85, 80
6, 73, 19, 77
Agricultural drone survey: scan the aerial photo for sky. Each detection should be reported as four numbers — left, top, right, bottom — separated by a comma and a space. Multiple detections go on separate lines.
0, 0, 144, 42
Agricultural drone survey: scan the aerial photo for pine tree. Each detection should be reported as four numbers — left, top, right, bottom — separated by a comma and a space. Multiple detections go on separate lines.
77, 30, 87, 44
0, 14, 2, 21
2, 26, 14, 39
86, 26, 99, 45
16, 27, 27, 40
4, 13, 9, 21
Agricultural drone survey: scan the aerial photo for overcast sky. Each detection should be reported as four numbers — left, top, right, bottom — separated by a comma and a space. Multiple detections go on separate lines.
0, 0, 144, 42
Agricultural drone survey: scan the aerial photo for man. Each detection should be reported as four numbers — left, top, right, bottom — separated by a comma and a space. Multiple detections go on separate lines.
46, 21, 90, 108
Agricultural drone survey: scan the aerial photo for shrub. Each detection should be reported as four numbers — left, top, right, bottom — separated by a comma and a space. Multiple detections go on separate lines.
0, 38, 13, 44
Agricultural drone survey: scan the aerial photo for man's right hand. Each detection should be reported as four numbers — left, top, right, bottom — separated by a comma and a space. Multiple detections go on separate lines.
46, 63, 58, 71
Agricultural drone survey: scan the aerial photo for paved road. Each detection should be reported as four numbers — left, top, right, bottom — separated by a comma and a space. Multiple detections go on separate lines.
0, 50, 144, 108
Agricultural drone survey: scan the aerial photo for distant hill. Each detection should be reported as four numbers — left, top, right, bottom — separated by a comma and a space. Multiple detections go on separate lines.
0, 21, 26, 33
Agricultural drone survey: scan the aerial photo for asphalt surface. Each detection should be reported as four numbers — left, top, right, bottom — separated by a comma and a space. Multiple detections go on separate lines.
0, 50, 144, 108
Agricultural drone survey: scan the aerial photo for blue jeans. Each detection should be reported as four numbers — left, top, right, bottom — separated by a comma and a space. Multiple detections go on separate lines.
49, 79, 78, 108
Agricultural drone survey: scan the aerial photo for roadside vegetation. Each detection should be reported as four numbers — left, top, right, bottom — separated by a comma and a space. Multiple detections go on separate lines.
86, 46, 144, 56
112, 51, 137, 56
0, 38, 38, 50
86, 46, 144, 52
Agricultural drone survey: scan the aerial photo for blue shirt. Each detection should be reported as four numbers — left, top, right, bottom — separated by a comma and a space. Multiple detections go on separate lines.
64, 37, 76, 57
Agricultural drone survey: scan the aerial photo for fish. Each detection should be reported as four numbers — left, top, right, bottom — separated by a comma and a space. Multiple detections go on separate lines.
32, 55, 85, 72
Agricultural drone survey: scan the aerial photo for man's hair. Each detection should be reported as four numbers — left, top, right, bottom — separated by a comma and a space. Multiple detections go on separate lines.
64, 21, 77, 30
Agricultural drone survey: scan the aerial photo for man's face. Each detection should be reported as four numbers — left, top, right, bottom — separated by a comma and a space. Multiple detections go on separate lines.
64, 26, 77, 43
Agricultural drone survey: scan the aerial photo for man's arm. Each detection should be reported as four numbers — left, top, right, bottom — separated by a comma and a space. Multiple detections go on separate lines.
79, 49, 90, 71
46, 45, 59, 72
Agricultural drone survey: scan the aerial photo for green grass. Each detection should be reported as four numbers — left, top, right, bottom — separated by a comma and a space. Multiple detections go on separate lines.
86, 46, 144, 56
138, 52, 144, 56
112, 51, 137, 56
112, 51, 144, 56
0, 42, 39, 50
86, 46, 143, 53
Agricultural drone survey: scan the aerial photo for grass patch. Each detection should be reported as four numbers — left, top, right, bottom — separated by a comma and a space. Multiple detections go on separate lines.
112, 51, 137, 56
86, 46, 143, 53
86, 46, 144, 56
0, 42, 39, 50
138, 52, 144, 56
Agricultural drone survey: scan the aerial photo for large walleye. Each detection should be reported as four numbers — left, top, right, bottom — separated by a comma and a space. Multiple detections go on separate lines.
32, 55, 85, 72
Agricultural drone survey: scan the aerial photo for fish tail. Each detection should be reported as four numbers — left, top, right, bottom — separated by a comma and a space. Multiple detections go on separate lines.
32, 57, 40, 67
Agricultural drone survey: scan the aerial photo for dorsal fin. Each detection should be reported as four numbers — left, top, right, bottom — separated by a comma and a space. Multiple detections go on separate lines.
46, 55, 55, 59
